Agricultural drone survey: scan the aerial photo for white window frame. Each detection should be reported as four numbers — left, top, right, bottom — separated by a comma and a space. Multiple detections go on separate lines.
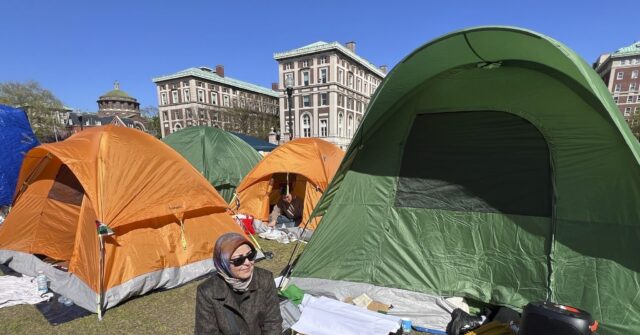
183, 89, 190, 102
338, 69, 344, 84
211, 92, 218, 105
631, 83, 638, 91
301, 113, 311, 138
197, 89, 205, 103
319, 68, 328, 84
302, 60, 309, 67
624, 107, 632, 116
347, 114, 354, 138
319, 56, 327, 65
338, 112, 344, 137
320, 93, 328, 106
319, 118, 328, 137
161, 93, 168, 105
223, 95, 230, 107
614, 84, 621, 92
614, 96, 619, 103
628, 95, 635, 103
303, 71, 310, 86
172, 91, 179, 104
302, 95, 311, 107
631, 70, 639, 79
617, 72, 624, 80
285, 62, 292, 70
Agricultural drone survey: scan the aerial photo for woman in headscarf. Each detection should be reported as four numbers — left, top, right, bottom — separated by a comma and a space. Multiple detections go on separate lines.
195, 232, 282, 334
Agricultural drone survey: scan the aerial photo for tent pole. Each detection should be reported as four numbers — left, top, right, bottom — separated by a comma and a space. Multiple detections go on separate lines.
98, 234, 105, 320
278, 215, 313, 289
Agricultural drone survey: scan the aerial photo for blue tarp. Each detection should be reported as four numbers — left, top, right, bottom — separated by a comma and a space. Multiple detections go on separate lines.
0, 105, 39, 206
231, 132, 277, 152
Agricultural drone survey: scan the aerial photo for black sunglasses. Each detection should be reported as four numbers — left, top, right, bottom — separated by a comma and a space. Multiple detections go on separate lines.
230, 250, 257, 267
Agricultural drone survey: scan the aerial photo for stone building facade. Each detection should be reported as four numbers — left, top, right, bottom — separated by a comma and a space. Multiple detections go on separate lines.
593, 41, 640, 120
274, 41, 386, 149
152, 65, 279, 138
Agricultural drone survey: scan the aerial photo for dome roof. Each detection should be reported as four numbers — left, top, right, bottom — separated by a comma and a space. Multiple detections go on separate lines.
99, 81, 135, 100
102, 89, 132, 98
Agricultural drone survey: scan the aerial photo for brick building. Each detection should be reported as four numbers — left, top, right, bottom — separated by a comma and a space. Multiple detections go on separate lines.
274, 41, 386, 149
593, 41, 640, 120
152, 65, 279, 138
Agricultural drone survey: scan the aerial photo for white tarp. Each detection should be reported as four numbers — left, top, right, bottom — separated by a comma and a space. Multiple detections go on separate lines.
292, 295, 400, 335
0, 275, 52, 308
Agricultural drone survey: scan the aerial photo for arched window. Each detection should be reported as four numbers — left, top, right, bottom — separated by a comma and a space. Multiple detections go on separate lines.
338, 112, 344, 137
301, 113, 311, 138
173, 123, 182, 133
347, 114, 354, 138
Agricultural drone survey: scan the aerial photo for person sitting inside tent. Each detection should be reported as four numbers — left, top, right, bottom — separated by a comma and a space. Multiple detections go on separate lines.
195, 232, 282, 334
268, 185, 303, 228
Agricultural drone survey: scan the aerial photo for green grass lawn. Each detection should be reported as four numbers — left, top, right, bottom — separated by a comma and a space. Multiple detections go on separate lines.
0, 239, 303, 335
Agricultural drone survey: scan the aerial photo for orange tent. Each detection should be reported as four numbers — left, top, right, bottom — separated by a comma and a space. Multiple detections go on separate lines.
0, 126, 243, 316
234, 138, 344, 230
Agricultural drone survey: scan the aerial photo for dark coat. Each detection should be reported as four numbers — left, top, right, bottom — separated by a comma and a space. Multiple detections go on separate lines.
195, 267, 283, 335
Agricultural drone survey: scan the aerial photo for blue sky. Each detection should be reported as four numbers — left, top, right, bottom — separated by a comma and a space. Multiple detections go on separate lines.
1, 0, 637, 112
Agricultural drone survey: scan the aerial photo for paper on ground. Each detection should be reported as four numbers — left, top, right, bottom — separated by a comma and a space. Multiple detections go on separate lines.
292, 296, 400, 335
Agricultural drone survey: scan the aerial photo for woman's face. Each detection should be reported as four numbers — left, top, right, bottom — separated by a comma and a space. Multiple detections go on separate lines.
229, 244, 255, 280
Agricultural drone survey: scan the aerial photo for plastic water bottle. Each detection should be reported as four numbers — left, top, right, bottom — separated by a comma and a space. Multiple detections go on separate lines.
36, 271, 48, 295
58, 295, 74, 306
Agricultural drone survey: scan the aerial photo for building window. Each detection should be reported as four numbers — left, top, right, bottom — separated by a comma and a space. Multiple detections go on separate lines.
174, 123, 182, 132
223, 95, 230, 107
285, 62, 292, 70
614, 96, 619, 103
161, 93, 168, 105
172, 91, 179, 104
320, 93, 328, 106
211, 92, 218, 105
356, 79, 362, 91
348, 73, 354, 87
624, 107, 632, 116
197, 89, 205, 103
163, 111, 168, 120
319, 68, 328, 84
303, 71, 310, 86
183, 89, 190, 102
338, 69, 344, 84
183, 81, 189, 87
628, 96, 635, 103
320, 119, 328, 137
302, 60, 309, 67
186, 109, 192, 118
338, 112, 344, 137
347, 114, 354, 137
347, 98, 353, 110
631, 83, 638, 91
302, 95, 311, 107
319, 56, 327, 64
301, 113, 311, 137
633, 70, 639, 79
617, 72, 624, 80
614, 84, 621, 92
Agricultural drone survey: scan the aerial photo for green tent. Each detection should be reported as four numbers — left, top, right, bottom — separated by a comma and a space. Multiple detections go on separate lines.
291, 27, 640, 334
162, 126, 262, 203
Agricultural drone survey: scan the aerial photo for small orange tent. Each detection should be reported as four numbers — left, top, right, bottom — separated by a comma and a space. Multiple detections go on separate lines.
0, 126, 243, 316
234, 138, 344, 230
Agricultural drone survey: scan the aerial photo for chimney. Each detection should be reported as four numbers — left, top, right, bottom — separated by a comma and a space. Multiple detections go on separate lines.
345, 41, 356, 53
215, 65, 225, 77
271, 82, 279, 91
379, 65, 388, 74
